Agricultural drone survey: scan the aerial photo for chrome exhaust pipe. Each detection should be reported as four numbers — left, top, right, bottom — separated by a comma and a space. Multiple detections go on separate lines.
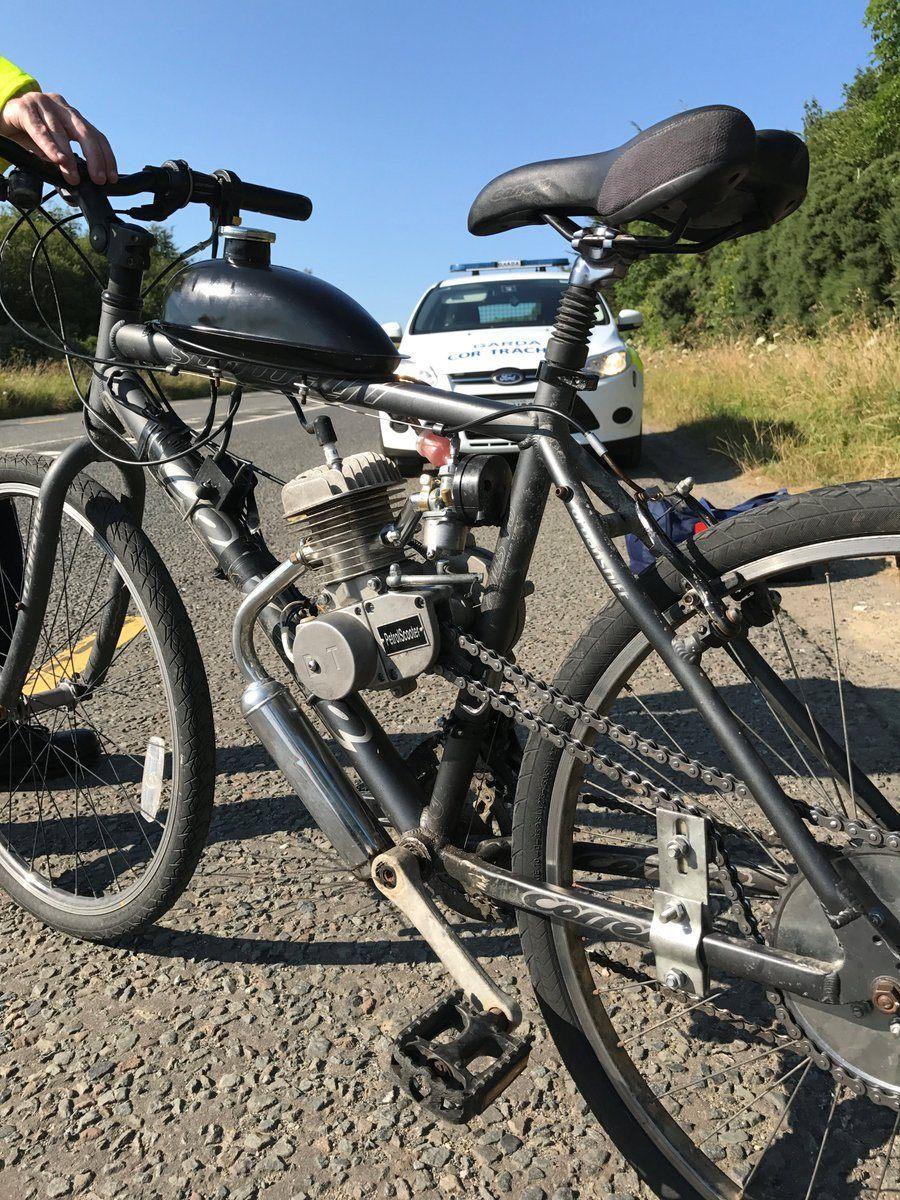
233, 557, 390, 875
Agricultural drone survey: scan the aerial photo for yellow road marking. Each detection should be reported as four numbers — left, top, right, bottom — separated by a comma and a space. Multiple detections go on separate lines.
23, 614, 146, 695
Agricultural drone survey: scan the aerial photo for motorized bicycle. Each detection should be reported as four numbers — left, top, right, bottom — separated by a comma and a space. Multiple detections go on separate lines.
0, 104, 898, 1198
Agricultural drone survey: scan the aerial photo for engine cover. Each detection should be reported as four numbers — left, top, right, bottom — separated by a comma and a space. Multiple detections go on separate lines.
292, 590, 440, 700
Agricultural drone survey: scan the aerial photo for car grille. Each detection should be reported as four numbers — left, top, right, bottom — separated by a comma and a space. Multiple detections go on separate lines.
446, 368, 600, 437
448, 368, 539, 386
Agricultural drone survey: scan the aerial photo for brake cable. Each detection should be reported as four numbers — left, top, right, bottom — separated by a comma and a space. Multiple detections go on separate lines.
141, 229, 214, 298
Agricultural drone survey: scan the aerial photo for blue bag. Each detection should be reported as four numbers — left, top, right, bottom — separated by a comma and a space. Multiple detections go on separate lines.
625, 489, 788, 575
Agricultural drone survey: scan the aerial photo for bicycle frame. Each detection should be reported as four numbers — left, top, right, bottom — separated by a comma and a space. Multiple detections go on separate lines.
0, 215, 892, 1007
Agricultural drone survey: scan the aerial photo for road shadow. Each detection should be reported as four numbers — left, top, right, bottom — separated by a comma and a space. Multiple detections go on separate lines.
643, 414, 801, 487
138, 922, 522, 969
214, 727, 426, 780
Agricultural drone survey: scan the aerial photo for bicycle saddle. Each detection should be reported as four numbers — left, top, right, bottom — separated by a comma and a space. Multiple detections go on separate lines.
467, 105, 808, 241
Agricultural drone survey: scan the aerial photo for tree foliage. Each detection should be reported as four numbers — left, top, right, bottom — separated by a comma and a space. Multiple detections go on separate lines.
615, 2, 899, 342
0, 207, 183, 361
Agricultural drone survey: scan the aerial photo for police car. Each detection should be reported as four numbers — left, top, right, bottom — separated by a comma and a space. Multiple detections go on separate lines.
379, 259, 644, 469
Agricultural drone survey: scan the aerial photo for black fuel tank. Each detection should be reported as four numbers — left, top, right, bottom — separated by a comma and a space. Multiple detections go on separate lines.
160, 227, 400, 378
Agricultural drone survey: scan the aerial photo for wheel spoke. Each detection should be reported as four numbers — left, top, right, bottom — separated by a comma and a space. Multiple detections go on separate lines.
698, 1055, 810, 1147
741, 1058, 813, 1192
622, 683, 687, 755
617, 991, 725, 1049
773, 605, 846, 813
802, 1082, 842, 1200
870, 1109, 900, 1198
826, 565, 857, 820
724, 641, 841, 814
658, 1037, 799, 1101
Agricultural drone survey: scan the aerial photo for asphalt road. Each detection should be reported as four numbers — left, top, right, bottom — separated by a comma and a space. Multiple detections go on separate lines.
0, 394, 896, 1200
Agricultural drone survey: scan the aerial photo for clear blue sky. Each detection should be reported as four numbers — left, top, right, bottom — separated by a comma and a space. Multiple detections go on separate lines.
5, 1, 874, 322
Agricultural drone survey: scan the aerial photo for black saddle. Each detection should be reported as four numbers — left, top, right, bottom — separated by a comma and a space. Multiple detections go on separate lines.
468, 105, 808, 242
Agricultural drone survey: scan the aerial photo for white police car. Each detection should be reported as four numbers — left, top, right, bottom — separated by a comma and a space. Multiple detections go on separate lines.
379, 259, 644, 469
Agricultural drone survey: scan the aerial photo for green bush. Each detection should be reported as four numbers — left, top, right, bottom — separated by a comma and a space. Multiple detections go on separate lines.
615, 2, 899, 343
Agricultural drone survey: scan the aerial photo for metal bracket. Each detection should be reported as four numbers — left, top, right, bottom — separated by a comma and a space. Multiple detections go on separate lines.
537, 361, 599, 392
372, 844, 520, 1028
649, 808, 710, 996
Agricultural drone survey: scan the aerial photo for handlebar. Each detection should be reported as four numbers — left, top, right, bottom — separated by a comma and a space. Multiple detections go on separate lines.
0, 134, 312, 224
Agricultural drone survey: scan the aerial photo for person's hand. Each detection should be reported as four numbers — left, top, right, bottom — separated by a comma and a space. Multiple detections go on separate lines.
0, 90, 117, 186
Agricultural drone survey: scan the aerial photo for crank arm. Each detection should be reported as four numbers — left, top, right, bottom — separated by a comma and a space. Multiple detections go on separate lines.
371, 844, 521, 1028
440, 847, 841, 1004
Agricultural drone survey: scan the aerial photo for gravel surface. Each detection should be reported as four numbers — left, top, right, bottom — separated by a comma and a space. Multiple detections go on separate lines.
0, 395, 895, 1200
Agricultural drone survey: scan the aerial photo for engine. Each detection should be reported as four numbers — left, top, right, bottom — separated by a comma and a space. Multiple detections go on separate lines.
280, 420, 515, 702
283, 448, 440, 700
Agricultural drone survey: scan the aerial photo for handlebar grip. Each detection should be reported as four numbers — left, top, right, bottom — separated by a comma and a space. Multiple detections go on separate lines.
0, 134, 312, 223
0, 135, 66, 187
234, 179, 312, 222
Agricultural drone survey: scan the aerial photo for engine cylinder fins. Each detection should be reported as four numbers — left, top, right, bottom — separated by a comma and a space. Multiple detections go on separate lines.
282, 451, 402, 518
282, 451, 406, 584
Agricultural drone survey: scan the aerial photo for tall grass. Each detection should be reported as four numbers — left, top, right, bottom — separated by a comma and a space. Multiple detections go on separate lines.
0, 358, 209, 420
643, 322, 900, 486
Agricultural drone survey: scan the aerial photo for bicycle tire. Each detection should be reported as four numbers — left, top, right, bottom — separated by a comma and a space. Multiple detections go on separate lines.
514, 477, 900, 1199
0, 453, 216, 941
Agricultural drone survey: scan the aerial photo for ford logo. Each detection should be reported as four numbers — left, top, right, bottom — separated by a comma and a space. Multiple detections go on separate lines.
492, 369, 524, 386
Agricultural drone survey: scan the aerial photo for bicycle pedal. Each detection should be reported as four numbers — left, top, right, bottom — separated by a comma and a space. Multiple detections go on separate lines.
390, 989, 532, 1123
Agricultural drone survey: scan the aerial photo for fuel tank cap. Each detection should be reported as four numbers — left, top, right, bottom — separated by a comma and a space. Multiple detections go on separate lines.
218, 225, 276, 243
219, 225, 275, 267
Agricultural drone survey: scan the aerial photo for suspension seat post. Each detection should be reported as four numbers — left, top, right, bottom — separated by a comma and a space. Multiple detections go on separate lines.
422, 266, 602, 844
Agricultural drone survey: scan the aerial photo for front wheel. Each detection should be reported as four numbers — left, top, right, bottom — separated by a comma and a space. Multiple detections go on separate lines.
0, 455, 216, 941
514, 478, 900, 1199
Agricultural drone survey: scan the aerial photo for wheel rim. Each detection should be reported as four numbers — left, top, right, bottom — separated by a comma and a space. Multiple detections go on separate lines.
544, 535, 900, 1199
0, 483, 182, 917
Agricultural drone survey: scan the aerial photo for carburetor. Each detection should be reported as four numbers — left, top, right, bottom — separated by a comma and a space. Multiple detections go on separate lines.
282, 445, 440, 700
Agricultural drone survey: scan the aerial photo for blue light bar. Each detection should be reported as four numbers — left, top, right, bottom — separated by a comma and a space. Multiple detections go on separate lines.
449, 257, 570, 273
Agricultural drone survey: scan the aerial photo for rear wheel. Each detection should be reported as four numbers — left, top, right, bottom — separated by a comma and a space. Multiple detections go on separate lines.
514, 479, 900, 1199
0, 455, 215, 941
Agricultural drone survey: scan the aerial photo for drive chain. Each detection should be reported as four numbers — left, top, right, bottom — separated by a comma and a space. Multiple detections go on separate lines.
435, 625, 900, 1108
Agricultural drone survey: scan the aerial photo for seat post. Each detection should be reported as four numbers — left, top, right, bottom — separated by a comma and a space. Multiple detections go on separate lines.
420, 234, 635, 845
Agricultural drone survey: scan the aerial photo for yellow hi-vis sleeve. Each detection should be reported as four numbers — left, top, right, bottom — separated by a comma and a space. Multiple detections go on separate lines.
0, 57, 40, 173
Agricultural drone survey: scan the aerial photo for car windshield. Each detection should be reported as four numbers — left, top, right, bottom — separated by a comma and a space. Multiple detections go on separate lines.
410, 278, 609, 334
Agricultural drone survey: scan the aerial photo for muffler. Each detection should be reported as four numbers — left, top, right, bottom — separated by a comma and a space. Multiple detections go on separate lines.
233, 556, 390, 875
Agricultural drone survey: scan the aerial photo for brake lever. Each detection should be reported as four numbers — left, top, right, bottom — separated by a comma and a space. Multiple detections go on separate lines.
125, 159, 193, 222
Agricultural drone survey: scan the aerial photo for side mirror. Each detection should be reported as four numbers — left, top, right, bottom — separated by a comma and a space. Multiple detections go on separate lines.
616, 308, 643, 332
381, 321, 403, 345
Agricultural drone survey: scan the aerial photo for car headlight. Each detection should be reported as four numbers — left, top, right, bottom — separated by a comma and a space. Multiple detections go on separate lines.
399, 361, 439, 387
587, 348, 629, 378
